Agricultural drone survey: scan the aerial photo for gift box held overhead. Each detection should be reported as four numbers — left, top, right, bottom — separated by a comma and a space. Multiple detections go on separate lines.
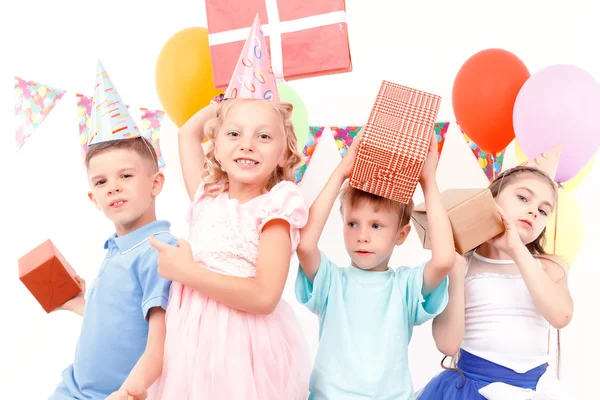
18, 240, 82, 313
412, 188, 505, 254
206, 0, 352, 88
349, 81, 441, 204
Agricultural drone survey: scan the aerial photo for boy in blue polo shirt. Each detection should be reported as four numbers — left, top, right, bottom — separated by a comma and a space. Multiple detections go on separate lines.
49, 62, 176, 400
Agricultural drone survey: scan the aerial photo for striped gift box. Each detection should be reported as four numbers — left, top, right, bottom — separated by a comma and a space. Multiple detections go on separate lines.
349, 81, 441, 204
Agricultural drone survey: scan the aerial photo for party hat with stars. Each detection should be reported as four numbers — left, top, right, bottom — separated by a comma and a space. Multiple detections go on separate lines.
521, 144, 562, 181
224, 14, 279, 101
88, 61, 141, 146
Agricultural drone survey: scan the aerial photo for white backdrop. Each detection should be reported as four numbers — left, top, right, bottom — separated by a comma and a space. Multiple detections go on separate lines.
1, 0, 598, 398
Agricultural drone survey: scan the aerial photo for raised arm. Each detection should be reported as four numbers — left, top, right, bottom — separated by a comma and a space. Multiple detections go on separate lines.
296, 131, 362, 281
178, 104, 218, 200
491, 207, 573, 329
420, 133, 456, 294
514, 250, 573, 329
432, 254, 466, 356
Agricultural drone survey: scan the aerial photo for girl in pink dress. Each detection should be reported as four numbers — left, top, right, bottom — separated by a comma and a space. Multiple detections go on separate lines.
147, 97, 311, 399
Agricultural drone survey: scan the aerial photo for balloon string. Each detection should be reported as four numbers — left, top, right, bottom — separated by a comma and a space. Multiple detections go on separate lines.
553, 188, 560, 254
547, 185, 561, 358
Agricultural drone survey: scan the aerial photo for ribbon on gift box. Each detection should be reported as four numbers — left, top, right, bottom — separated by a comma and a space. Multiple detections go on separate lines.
208, 0, 348, 80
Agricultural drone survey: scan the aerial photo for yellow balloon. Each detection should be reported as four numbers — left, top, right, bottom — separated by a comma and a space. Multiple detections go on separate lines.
543, 188, 584, 267
155, 27, 222, 127
514, 140, 595, 191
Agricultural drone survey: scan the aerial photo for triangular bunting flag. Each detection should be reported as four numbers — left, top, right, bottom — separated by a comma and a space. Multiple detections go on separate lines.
461, 130, 505, 182
331, 126, 362, 157
77, 93, 93, 158
15, 76, 66, 150
140, 108, 166, 171
295, 126, 327, 183
434, 121, 450, 156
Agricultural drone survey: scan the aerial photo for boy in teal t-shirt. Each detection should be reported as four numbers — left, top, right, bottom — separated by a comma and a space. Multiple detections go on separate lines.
295, 132, 456, 399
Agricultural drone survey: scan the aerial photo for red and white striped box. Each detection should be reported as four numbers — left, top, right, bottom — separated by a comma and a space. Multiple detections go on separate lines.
349, 81, 441, 204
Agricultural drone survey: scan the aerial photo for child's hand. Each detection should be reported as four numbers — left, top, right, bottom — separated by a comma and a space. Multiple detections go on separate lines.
335, 129, 363, 179
488, 205, 525, 255
105, 388, 147, 400
56, 275, 86, 312
105, 389, 130, 400
419, 130, 439, 185
149, 236, 195, 282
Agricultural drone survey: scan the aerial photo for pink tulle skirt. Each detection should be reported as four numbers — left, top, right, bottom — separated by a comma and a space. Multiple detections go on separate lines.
148, 282, 311, 400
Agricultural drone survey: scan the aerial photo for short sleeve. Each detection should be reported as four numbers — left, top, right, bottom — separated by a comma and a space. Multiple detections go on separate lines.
295, 251, 337, 316
137, 233, 176, 319
258, 181, 308, 252
187, 180, 207, 225
395, 264, 448, 327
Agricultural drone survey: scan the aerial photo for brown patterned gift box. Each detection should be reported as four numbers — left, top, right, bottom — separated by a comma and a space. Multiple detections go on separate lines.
349, 81, 441, 204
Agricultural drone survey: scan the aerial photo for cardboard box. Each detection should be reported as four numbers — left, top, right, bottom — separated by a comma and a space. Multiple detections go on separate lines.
18, 240, 82, 313
206, 0, 352, 88
349, 81, 441, 204
411, 188, 505, 254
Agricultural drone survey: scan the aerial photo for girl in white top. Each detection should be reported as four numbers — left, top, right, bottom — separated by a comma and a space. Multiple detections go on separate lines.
417, 165, 573, 399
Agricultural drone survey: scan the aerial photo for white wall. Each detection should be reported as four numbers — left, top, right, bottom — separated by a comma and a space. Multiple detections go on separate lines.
2, 0, 598, 398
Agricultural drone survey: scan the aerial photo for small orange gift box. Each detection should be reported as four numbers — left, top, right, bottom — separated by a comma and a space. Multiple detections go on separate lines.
18, 240, 82, 313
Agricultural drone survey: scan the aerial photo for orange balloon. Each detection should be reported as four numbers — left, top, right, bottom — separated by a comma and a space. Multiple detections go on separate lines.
155, 27, 222, 127
453, 49, 530, 153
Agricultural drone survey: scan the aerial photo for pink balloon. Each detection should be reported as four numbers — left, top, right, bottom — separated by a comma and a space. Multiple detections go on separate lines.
513, 64, 600, 182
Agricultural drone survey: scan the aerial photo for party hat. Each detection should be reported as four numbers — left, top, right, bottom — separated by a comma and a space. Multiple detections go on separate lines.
521, 143, 562, 180
89, 61, 141, 146
224, 14, 279, 101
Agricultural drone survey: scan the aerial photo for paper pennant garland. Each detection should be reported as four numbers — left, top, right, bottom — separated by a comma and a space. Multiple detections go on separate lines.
295, 126, 327, 183
462, 131, 505, 182
140, 108, 166, 170
15, 76, 66, 150
334, 123, 448, 158
296, 122, 451, 182
319, 122, 449, 158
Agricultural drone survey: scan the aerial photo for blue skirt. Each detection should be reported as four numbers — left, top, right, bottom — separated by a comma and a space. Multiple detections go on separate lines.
415, 349, 547, 400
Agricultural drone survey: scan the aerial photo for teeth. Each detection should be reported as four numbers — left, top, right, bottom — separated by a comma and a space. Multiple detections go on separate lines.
237, 159, 257, 165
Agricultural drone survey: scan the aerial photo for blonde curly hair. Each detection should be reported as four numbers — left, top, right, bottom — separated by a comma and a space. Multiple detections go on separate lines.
202, 98, 304, 196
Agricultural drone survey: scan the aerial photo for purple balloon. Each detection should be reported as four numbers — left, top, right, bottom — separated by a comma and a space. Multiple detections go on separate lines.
513, 64, 600, 182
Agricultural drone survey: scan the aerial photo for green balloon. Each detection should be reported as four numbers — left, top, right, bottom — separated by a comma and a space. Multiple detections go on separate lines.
277, 82, 309, 149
